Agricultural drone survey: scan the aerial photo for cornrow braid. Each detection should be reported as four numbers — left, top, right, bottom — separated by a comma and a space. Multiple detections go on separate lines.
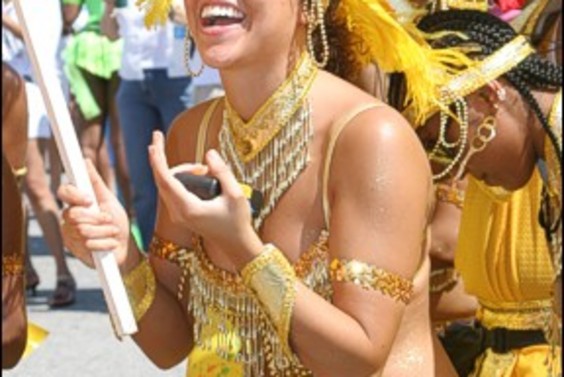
414, 9, 562, 240
416, 10, 562, 161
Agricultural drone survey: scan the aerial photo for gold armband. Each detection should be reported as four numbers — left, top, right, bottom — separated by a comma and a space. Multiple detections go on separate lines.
241, 244, 298, 359
2, 255, 24, 276
429, 267, 459, 294
148, 235, 193, 300
329, 259, 414, 304
123, 257, 156, 322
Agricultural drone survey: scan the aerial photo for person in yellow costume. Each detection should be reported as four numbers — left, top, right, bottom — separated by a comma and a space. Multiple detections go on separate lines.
56, 0, 478, 376
389, 9, 562, 377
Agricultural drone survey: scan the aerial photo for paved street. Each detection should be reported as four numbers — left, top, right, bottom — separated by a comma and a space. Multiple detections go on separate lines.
5, 216, 186, 377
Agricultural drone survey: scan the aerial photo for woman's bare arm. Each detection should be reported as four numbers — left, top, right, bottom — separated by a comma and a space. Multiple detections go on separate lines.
286, 106, 432, 376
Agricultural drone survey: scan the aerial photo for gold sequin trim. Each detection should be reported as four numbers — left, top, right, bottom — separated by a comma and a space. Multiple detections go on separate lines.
329, 258, 414, 304
149, 235, 194, 300
2, 255, 24, 276
477, 299, 553, 331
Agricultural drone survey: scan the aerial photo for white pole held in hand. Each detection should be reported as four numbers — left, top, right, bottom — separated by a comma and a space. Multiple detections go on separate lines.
13, 0, 137, 338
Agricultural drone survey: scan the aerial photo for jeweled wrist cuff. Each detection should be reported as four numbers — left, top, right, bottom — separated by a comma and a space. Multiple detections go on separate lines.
241, 244, 298, 359
123, 257, 156, 322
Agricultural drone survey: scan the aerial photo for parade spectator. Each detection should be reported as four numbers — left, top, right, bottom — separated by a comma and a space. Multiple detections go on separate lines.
100, 0, 192, 249
62, 0, 134, 219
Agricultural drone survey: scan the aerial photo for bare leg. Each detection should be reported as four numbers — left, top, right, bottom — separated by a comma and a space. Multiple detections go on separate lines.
47, 137, 62, 200
107, 73, 134, 217
24, 205, 40, 295
24, 138, 75, 307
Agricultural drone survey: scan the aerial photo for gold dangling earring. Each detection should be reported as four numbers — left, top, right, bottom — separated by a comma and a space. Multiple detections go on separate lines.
303, 0, 329, 68
184, 31, 204, 77
453, 115, 497, 181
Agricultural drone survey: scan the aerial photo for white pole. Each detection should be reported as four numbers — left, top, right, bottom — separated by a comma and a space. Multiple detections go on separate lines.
13, 0, 137, 338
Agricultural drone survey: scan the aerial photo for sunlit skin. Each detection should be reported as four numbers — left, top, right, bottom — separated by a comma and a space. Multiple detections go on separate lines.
417, 80, 555, 191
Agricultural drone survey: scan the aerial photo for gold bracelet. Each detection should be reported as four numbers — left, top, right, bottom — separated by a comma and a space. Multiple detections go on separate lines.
2, 254, 24, 277
329, 258, 414, 304
148, 235, 194, 300
241, 244, 298, 359
123, 257, 156, 322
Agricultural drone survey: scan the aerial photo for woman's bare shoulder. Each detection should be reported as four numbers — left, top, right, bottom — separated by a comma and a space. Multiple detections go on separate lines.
166, 97, 224, 164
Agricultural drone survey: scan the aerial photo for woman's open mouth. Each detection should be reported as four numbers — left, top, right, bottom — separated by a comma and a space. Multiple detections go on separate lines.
200, 4, 246, 28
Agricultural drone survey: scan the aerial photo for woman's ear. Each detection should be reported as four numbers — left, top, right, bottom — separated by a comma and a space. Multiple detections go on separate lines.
486, 80, 507, 107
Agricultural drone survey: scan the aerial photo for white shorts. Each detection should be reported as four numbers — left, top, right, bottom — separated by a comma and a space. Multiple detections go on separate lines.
24, 81, 51, 139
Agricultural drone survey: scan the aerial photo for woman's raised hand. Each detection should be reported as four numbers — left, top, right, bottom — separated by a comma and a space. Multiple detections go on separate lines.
148, 131, 261, 259
57, 160, 130, 269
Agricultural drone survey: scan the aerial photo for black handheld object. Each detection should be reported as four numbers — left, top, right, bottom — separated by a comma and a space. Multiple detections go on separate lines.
174, 173, 263, 219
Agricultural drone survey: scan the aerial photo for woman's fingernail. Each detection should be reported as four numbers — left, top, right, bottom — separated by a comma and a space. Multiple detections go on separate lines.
208, 149, 221, 163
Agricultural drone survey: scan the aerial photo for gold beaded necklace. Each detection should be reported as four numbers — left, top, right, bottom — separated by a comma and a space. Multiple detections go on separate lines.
219, 53, 318, 229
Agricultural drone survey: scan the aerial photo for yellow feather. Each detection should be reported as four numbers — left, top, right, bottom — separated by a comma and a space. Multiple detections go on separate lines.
136, 0, 173, 28
336, 0, 475, 126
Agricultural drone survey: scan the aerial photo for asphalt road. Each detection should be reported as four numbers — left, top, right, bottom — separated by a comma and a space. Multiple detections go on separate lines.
4, 217, 186, 377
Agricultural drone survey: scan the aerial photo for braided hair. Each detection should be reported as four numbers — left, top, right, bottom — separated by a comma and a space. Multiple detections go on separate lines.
390, 10, 562, 239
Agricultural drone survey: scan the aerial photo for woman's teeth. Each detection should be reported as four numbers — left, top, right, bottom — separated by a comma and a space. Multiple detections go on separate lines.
201, 5, 245, 25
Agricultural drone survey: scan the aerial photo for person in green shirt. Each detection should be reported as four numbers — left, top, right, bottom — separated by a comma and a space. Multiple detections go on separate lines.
62, 0, 134, 219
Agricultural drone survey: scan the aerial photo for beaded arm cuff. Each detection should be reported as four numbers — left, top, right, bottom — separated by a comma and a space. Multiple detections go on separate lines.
241, 244, 298, 360
148, 235, 194, 300
329, 259, 414, 304
123, 257, 156, 322
2, 255, 24, 276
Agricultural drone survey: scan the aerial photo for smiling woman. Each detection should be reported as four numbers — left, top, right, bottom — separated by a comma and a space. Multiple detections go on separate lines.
58, 0, 475, 376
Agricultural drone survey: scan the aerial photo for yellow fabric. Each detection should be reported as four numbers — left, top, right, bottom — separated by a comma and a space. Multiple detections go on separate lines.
22, 322, 49, 360
187, 309, 243, 377
470, 345, 561, 377
456, 171, 554, 304
456, 172, 559, 376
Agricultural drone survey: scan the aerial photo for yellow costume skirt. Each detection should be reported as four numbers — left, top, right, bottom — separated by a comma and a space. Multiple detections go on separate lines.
470, 344, 561, 377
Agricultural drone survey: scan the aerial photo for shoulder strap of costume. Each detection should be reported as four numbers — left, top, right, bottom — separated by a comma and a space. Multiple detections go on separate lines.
195, 98, 222, 164
322, 102, 384, 227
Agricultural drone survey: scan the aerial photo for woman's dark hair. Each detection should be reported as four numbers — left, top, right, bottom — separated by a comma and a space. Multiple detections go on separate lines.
306, 0, 362, 81
389, 9, 562, 239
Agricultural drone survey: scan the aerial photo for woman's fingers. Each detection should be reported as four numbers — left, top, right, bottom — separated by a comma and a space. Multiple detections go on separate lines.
206, 149, 242, 198
84, 238, 121, 253
149, 131, 200, 205
62, 206, 113, 226
169, 162, 208, 176
75, 223, 120, 240
57, 183, 93, 207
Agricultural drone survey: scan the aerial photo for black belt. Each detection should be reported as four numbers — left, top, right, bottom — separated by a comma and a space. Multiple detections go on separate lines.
477, 323, 547, 354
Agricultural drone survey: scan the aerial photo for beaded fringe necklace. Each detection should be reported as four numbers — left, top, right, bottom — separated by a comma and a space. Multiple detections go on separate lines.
186, 53, 319, 376
219, 53, 318, 229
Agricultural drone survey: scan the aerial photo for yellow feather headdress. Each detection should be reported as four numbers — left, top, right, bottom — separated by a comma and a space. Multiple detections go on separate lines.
137, 0, 475, 127
334, 0, 476, 125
